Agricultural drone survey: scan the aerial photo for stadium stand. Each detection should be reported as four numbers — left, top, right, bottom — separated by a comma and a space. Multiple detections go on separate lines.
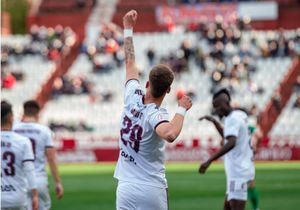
269, 91, 300, 146
1, 25, 77, 116
40, 27, 299, 147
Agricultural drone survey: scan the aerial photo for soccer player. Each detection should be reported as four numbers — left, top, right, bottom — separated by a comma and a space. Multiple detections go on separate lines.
198, 89, 254, 210
13, 100, 64, 210
200, 114, 260, 210
114, 10, 192, 210
1, 101, 38, 210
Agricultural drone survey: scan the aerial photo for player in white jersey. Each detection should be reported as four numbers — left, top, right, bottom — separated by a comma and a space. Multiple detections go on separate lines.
1, 101, 38, 210
114, 10, 192, 210
198, 89, 254, 210
13, 100, 64, 210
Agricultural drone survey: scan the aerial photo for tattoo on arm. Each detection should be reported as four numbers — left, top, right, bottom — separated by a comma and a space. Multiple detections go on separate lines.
124, 37, 135, 64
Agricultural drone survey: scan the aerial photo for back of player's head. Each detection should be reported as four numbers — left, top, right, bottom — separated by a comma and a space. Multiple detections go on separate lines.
23, 100, 40, 116
212, 88, 231, 103
149, 64, 174, 98
1, 101, 13, 125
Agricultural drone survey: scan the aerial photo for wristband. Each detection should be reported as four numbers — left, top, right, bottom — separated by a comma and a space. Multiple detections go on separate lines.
124, 28, 133, 38
176, 106, 187, 117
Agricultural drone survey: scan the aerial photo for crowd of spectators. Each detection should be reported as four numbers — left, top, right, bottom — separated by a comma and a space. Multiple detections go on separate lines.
52, 76, 92, 98
49, 120, 94, 132
1, 25, 77, 89
51, 75, 114, 103
146, 17, 299, 98
142, 17, 299, 123
2, 25, 76, 61
81, 23, 125, 73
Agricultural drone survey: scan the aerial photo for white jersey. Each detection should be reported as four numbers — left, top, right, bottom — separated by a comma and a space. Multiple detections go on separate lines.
114, 80, 169, 188
223, 110, 255, 180
1, 131, 34, 208
13, 122, 54, 177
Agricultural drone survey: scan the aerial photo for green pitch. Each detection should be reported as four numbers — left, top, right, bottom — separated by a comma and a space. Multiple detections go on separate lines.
48, 162, 300, 210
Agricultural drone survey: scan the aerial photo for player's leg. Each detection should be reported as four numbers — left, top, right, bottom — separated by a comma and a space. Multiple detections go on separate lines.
248, 180, 259, 210
226, 179, 248, 210
116, 181, 137, 210
229, 199, 246, 210
223, 194, 231, 210
136, 185, 168, 210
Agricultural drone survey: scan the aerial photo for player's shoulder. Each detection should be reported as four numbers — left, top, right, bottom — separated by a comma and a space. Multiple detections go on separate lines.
1, 131, 31, 150
146, 104, 168, 121
13, 132, 31, 146
35, 123, 51, 133
15, 121, 51, 133
226, 110, 247, 124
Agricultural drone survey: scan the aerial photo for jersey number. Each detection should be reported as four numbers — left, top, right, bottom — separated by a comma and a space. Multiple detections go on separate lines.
2, 151, 15, 176
120, 116, 143, 153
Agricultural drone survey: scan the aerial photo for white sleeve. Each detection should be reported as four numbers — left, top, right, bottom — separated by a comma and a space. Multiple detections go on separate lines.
23, 161, 36, 190
23, 139, 34, 161
124, 79, 141, 105
224, 117, 241, 138
45, 128, 54, 148
22, 139, 36, 190
148, 109, 169, 131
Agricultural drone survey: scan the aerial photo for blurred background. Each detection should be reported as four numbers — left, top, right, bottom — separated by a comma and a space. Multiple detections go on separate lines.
1, 0, 300, 209
2, 0, 300, 162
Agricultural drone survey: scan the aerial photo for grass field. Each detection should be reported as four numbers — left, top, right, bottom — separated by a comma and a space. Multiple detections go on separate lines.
48, 162, 300, 210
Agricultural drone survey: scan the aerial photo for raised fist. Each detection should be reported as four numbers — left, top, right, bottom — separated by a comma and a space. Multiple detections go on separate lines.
123, 10, 138, 29
178, 95, 192, 111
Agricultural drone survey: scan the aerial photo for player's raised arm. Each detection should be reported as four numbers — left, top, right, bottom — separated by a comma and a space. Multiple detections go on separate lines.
199, 115, 224, 137
123, 10, 139, 82
156, 95, 192, 143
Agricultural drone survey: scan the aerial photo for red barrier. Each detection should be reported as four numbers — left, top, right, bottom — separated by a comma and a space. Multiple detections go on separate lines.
55, 144, 300, 163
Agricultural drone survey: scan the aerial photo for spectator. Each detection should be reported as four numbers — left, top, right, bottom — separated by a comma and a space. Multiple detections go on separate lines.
293, 95, 300, 109
272, 90, 282, 112
146, 48, 156, 67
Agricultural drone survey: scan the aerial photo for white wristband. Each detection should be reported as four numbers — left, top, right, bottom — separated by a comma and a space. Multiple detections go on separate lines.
124, 28, 133, 38
176, 106, 186, 117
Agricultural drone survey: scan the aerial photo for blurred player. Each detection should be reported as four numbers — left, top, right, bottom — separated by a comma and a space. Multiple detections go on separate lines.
199, 115, 261, 210
1, 101, 38, 210
114, 10, 192, 210
13, 100, 64, 210
198, 89, 254, 210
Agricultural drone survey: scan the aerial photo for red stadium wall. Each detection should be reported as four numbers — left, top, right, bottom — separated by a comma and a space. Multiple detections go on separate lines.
55, 138, 300, 162
112, 1, 300, 31
251, 6, 300, 30
112, 0, 167, 32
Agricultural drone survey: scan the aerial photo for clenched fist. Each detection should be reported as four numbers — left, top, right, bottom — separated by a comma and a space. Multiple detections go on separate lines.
123, 10, 138, 29
178, 95, 192, 111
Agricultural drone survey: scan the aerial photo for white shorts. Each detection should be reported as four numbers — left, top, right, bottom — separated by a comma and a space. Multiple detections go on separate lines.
226, 178, 248, 201
27, 176, 51, 210
116, 181, 168, 210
